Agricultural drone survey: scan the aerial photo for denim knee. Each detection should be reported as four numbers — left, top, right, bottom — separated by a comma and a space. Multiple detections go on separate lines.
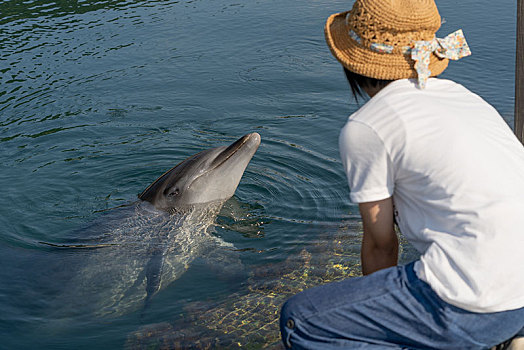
280, 293, 309, 349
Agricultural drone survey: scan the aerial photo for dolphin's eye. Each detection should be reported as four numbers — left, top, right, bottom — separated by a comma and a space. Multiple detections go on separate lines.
167, 188, 179, 197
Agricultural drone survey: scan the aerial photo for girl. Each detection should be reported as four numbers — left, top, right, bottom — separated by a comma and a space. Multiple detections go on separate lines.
280, 0, 524, 348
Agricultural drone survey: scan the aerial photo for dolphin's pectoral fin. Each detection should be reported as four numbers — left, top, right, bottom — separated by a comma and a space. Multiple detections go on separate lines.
140, 248, 165, 319
145, 248, 165, 302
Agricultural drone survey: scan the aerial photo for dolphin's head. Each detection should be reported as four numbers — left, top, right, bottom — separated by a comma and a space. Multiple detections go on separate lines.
138, 133, 261, 211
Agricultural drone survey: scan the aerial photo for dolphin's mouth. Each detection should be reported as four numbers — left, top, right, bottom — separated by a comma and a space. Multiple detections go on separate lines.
188, 133, 260, 189
210, 133, 260, 170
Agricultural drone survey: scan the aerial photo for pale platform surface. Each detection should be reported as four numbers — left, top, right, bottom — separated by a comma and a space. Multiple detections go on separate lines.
508, 337, 524, 350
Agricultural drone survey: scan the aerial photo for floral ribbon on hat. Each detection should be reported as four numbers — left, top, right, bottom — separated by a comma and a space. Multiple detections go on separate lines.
347, 25, 471, 89
411, 29, 471, 88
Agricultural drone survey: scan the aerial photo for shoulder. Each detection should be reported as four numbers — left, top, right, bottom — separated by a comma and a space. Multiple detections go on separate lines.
339, 119, 388, 163
342, 81, 413, 146
339, 119, 377, 141
339, 120, 382, 148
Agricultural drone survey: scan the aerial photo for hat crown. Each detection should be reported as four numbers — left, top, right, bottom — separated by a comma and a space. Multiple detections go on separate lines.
348, 0, 441, 52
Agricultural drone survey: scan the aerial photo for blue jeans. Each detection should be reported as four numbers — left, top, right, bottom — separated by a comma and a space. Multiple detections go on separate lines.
280, 262, 524, 349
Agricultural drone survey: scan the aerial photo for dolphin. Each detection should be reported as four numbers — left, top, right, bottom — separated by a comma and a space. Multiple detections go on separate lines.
139, 132, 261, 210
53, 133, 261, 319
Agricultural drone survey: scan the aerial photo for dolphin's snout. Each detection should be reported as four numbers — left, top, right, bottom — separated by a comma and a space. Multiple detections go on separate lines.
246, 132, 261, 144
221, 132, 261, 158
241, 132, 261, 149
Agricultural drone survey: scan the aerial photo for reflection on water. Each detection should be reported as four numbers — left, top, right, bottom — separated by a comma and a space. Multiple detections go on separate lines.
0, 0, 168, 24
0, 0, 517, 348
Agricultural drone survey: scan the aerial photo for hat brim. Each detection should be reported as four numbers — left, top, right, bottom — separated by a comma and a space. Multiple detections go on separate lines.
325, 11, 448, 80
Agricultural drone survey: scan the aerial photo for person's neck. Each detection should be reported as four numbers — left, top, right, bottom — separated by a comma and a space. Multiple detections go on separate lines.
363, 84, 386, 98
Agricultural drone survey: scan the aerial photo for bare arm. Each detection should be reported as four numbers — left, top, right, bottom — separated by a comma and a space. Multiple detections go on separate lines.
359, 197, 398, 275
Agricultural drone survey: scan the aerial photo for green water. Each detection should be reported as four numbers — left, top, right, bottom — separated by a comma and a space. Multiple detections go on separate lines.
0, 0, 517, 348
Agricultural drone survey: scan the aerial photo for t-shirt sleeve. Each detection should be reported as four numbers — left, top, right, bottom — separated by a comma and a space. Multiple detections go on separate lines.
339, 120, 394, 203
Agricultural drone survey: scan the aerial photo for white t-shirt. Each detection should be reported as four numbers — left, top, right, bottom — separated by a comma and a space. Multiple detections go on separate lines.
339, 78, 524, 313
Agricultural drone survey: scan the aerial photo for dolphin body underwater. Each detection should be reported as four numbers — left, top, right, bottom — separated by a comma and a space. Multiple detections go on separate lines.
54, 133, 261, 318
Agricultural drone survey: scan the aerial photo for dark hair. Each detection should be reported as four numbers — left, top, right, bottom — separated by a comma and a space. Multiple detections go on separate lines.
344, 67, 392, 101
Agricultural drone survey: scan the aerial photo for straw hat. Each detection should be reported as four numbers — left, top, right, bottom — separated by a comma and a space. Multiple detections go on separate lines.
325, 0, 449, 80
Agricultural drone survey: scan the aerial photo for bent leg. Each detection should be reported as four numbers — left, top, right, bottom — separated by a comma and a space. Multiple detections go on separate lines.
280, 262, 524, 350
